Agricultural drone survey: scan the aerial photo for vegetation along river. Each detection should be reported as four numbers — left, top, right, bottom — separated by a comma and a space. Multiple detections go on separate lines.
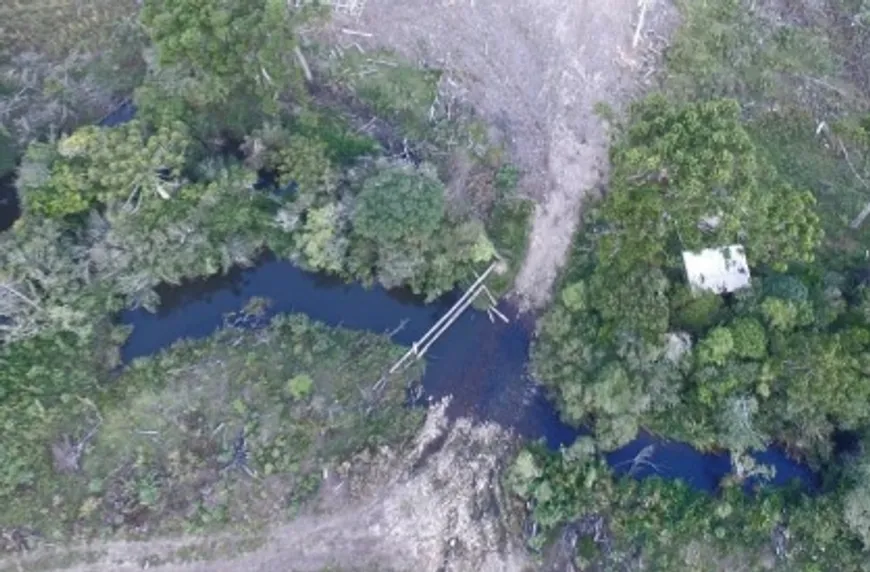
0, 100, 818, 497
121, 255, 819, 494
13, 2, 870, 567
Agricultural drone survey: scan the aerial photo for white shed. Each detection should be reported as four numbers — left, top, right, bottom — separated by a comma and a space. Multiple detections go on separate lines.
682, 245, 750, 294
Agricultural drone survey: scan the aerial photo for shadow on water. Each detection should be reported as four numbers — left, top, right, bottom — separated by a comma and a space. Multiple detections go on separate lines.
99, 100, 137, 128
121, 257, 819, 494
0, 173, 20, 232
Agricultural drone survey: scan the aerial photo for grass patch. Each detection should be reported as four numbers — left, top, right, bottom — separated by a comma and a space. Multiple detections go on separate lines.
0, 0, 140, 58
1, 309, 424, 544
748, 108, 870, 258
329, 50, 440, 140
485, 198, 534, 298
295, 109, 381, 166
665, 0, 840, 105
662, 0, 870, 262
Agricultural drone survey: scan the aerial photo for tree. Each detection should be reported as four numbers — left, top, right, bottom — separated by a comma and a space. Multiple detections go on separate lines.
760, 297, 804, 331
844, 455, 870, 550
670, 285, 724, 332
586, 362, 647, 448
729, 317, 767, 360
772, 332, 870, 445
296, 204, 347, 274
696, 327, 735, 366
348, 162, 497, 297
85, 165, 269, 311
601, 96, 821, 271
138, 0, 313, 129
19, 120, 191, 218
589, 265, 670, 341
272, 135, 336, 204
352, 163, 445, 245
0, 218, 96, 343
717, 395, 766, 452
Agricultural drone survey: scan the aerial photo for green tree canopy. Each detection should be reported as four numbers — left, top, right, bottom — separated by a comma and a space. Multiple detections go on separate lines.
139, 0, 310, 124
602, 96, 822, 272
696, 326, 735, 366
729, 317, 768, 359
531, 97, 844, 453
19, 120, 191, 218
352, 164, 446, 245
343, 162, 494, 298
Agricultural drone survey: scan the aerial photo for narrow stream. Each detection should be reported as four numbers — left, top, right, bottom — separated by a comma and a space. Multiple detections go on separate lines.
121, 257, 819, 493
0, 173, 20, 233
4, 100, 818, 494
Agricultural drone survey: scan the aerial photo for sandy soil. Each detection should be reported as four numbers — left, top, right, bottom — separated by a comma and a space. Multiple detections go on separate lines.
335, 0, 673, 309
2, 403, 531, 572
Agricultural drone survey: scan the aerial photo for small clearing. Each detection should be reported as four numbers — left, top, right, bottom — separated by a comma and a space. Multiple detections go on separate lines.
333, 0, 675, 308
2, 403, 528, 572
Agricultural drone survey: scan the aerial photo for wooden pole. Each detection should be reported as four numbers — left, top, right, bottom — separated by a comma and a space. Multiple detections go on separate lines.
417, 284, 486, 357
480, 285, 509, 324
413, 261, 496, 350
386, 261, 497, 374
489, 304, 510, 324
633, 0, 649, 49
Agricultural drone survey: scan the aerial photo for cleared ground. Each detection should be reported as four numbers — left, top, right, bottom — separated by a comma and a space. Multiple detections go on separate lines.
335, 0, 674, 308
2, 404, 531, 572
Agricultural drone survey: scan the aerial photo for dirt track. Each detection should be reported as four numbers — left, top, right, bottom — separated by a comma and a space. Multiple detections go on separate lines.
343, 0, 671, 309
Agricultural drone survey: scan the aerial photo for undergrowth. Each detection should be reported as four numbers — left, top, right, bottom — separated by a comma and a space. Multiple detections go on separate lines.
0, 307, 424, 545
664, 0, 870, 258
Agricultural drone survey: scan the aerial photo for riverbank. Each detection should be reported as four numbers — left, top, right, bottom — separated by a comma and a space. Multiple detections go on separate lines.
1, 307, 424, 549
121, 255, 818, 489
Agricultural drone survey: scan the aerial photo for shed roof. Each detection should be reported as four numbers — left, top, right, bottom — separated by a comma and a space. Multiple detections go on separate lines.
682, 245, 750, 294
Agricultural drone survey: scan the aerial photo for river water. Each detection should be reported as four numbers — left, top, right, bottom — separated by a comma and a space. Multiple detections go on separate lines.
120, 257, 819, 493
3, 100, 817, 493
0, 173, 19, 233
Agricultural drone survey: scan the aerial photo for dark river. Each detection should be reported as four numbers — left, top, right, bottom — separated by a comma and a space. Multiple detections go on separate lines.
2, 100, 817, 494
0, 173, 20, 232
120, 257, 819, 493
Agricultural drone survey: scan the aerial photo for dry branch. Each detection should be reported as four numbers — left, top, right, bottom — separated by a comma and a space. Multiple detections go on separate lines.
294, 45, 313, 83
632, 0, 650, 49
341, 28, 372, 37
838, 136, 870, 229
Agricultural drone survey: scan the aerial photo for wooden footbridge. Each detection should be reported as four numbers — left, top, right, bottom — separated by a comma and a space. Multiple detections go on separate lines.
373, 262, 508, 391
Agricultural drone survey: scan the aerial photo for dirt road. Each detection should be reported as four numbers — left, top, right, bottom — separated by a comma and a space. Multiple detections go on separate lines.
342, 0, 671, 309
